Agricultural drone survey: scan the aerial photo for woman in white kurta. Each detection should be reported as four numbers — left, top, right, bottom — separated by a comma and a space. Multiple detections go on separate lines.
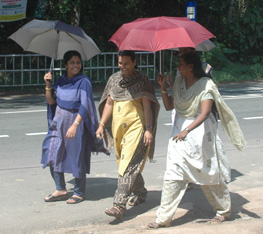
148, 52, 246, 229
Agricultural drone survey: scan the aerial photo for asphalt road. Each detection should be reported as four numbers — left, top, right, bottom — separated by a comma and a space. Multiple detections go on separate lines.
0, 81, 262, 234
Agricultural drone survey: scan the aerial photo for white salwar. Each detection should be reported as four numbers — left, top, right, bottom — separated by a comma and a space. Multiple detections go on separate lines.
155, 76, 246, 225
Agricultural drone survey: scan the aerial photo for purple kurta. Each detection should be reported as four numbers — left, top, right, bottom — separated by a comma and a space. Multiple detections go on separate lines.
41, 73, 104, 178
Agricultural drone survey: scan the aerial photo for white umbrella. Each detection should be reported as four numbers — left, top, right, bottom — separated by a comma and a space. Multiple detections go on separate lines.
171, 39, 216, 52
8, 19, 101, 70
169, 39, 216, 72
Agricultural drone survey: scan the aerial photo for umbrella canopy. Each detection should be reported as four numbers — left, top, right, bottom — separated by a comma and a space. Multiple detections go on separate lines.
8, 19, 101, 61
171, 39, 216, 52
109, 16, 215, 52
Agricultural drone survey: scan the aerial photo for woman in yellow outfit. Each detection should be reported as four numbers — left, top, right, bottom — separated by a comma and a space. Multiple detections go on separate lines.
96, 50, 160, 219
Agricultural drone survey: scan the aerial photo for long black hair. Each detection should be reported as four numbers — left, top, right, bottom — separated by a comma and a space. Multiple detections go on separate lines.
63, 50, 83, 74
181, 52, 207, 79
118, 50, 138, 69
182, 52, 219, 118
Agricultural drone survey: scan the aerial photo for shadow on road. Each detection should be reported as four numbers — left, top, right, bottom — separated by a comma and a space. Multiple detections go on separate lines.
67, 177, 118, 200
0, 94, 46, 110
99, 168, 261, 226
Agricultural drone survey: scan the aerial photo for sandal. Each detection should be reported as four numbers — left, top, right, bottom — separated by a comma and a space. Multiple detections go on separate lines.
66, 196, 84, 204
128, 195, 146, 206
105, 206, 125, 219
44, 194, 68, 202
148, 222, 170, 229
211, 215, 230, 224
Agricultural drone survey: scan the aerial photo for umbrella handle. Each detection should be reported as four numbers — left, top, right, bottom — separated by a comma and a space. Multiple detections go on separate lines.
159, 51, 162, 74
170, 50, 173, 73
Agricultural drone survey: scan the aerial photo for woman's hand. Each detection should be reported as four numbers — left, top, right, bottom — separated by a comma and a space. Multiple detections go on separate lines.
44, 71, 52, 86
65, 124, 78, 139
172, 130, 188, 142
144, 130, 153, 146
157, 74, 166, 87
44, 71, 56, 105
96, 125, 104, 139
166, 73, 174, 89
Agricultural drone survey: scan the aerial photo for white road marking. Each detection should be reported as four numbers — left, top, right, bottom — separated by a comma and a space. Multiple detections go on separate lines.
164, 116, 263, 126
25, 132, 47, 136
0, 135, 9, 138
223, 95, 263, 100
243, 117, 263, 120
0, 110, 46, 114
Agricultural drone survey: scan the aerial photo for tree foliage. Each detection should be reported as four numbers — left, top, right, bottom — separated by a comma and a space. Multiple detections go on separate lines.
0, 0, 262, 63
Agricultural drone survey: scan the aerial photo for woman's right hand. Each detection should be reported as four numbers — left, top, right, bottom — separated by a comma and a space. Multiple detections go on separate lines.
96, 125, 104, 139
44, 72, 52, 86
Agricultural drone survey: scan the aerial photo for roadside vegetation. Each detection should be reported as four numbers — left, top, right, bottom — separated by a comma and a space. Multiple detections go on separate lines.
0, 0, 262, 89
201, 42, 263, 83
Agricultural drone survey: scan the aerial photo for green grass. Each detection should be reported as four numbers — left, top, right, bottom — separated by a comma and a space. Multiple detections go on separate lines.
212, 63, 263, 83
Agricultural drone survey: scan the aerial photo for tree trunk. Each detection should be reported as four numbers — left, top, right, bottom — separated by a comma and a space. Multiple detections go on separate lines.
73, 5, 80, 26
227, 0, 235, 23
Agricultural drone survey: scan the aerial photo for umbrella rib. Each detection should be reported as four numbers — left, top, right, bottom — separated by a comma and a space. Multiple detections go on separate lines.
65, 32, 82, 45
54, 30, 59, 61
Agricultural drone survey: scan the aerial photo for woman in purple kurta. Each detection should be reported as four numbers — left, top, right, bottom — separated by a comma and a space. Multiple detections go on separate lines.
42, 50, 107, 204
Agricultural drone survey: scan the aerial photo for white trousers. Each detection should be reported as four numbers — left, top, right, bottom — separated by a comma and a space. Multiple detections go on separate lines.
155, 177, 231, 225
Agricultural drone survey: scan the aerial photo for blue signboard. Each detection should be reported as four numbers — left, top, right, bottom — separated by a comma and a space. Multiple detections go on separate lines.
186, 1, 197, 21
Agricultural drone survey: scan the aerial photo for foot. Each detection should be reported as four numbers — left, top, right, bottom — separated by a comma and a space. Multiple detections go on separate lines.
66, 195, 84, 204
105, 206, 125, 219
186, 183, 194, 191
44, 190, 68, 202
128, 195, 146, 206
211, 215, 230, 224
148, 222, 170, 229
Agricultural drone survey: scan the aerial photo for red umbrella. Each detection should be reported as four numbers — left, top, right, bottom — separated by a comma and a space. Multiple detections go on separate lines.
109, 16, 215, 53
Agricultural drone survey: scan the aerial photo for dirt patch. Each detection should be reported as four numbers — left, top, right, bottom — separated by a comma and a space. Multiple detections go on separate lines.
49, 187, 263, 234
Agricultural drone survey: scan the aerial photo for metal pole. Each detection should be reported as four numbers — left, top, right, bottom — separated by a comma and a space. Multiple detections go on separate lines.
159, 51, 162, 74
170, 50, 173, 73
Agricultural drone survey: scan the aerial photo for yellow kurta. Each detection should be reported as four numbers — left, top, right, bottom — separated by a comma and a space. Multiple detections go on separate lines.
112, 98, 149, 176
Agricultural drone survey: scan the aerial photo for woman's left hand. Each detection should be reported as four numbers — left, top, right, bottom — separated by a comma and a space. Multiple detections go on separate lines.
172, 130, 188, 142
144, 130, 153, 146
65, 125, 78, 139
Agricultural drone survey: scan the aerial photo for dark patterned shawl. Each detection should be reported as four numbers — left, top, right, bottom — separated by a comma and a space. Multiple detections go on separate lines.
99, 70, 160, 160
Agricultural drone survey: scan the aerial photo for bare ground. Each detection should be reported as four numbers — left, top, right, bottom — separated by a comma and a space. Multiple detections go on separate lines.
47, 186, 263, 234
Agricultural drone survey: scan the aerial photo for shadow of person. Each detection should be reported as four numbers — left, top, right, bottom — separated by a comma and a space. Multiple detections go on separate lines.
168, 185, 261, 227
108, 168, 260, 226
231, 168, 244, 182
109, 190, 162, 225
230, 191, 261, 219
67, 177, 118, 200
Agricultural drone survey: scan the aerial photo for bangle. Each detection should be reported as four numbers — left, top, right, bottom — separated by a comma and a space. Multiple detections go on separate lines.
161, 90, 167, 94
185, 127, 190, 133
74, 121, 80, 125
45, 87, 52, 91
99, 121, 105, 128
